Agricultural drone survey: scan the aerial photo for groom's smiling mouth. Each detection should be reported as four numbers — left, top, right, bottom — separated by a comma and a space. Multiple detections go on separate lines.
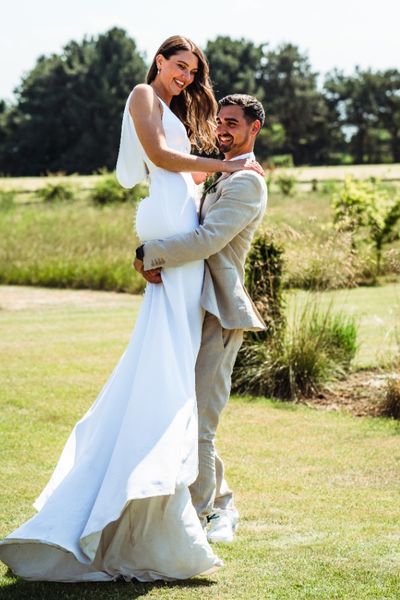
218, 135, 233, 146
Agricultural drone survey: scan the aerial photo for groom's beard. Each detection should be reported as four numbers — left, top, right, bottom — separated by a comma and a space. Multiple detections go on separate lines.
217, 137, 234, 154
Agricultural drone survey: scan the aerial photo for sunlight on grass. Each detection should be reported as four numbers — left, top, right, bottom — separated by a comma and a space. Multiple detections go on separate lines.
0, 289, 399, 599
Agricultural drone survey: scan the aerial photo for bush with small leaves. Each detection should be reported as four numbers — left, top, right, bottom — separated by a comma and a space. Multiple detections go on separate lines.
91, 175, 148, 205
244, 231, 285, 342
37, 183, 74, 203
332, 177, 400, 277
233, 230, 358, 399
276, 172, 297, 196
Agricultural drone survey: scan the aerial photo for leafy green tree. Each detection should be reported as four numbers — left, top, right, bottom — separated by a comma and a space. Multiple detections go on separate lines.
374, 69, 400, 163
258, 44, 336, 165
325, 68, 400, 164
205, 36, 264, 101
0, 28, 146, 175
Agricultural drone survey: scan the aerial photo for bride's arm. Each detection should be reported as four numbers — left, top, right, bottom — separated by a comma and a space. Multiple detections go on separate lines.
130, 85, 251, 175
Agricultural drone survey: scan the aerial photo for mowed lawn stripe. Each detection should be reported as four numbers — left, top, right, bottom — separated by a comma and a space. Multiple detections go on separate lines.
0, 288, 399, 598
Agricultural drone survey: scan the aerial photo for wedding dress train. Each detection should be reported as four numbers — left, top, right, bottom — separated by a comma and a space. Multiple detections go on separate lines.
0, 92, 221, 582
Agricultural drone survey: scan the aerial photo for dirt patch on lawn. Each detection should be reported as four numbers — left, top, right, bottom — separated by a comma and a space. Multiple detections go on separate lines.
302, 370, 397, 417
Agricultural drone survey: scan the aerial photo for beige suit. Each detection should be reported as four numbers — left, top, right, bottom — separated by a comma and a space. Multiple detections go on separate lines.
143, 170, 267, 331
143, 169, 267, 522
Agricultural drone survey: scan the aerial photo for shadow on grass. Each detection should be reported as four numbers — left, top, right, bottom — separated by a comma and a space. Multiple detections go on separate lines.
0, 570, 216, 600
234, 394, 299, 411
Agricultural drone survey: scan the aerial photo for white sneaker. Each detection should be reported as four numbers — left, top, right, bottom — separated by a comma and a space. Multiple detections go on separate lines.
206, 508, 239, 543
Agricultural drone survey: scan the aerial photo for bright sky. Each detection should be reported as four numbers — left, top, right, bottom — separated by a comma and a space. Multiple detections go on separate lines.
1, 0, 399, 101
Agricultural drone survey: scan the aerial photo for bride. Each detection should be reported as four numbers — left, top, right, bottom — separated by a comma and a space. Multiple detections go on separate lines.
0, 35, 260, 582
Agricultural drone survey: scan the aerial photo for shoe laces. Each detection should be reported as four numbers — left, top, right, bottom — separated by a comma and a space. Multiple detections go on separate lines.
206, 512, 221, 523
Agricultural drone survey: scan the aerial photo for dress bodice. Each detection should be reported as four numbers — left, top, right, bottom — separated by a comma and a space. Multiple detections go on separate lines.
116, 90, 191, 188
156, 97, 191, 156
116, 89, 198, 243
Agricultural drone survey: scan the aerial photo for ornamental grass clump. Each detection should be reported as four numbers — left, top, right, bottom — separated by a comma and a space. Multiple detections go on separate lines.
281, 302, 358, 398
233, 301, 358, 400
232, 231, 358, 400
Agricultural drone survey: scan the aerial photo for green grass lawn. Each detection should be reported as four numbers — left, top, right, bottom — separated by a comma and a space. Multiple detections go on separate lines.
0, 287, 399, 599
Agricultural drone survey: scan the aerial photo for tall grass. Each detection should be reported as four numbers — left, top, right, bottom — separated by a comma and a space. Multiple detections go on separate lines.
1, 182, 400, 293
267, 190, 400, 289
0, 199, 145, 293
233, 297, 358, 400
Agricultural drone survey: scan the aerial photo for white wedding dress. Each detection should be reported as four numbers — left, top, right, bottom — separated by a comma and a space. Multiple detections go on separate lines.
0, 92, 221, 582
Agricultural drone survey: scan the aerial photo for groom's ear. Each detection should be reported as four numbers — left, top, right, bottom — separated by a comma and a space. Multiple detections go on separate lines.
251, 119, 261, 136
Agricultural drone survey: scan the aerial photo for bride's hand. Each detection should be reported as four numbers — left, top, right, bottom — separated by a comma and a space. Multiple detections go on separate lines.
192, 172, 208, 185
225, 159, 265, 177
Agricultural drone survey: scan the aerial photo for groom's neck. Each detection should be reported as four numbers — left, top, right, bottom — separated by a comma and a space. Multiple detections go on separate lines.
224, 148, 254, 161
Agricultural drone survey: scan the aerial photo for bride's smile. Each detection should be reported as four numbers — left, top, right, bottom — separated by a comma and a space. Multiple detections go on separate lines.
153, 50, 199, 103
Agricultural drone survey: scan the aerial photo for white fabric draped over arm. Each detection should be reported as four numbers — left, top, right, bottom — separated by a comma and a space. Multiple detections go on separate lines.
116, 92, 147, 189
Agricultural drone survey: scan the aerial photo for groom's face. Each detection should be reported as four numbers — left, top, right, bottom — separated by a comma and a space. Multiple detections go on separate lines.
216, 105, 258, 159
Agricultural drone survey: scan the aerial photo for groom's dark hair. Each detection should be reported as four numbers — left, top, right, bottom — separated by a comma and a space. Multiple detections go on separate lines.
218, 94, 265, 128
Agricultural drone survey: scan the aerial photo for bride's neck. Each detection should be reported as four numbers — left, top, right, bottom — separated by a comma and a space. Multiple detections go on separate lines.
150, 82, 172, 106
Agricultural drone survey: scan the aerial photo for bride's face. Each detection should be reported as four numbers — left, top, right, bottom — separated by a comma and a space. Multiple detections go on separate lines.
156, 51, 199, 96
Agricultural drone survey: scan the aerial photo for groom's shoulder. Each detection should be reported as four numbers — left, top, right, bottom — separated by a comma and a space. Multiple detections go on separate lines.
227, 170, 267, 196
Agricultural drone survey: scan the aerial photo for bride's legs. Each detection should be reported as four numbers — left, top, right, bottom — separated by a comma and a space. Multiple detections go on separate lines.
190, 312, 243, 524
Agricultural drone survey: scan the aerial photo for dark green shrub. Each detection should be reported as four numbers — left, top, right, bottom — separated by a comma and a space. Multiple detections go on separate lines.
232, 213, 364, 401
380, 376, 400, 419
244, 231, 285, 342
91, 175, 148, 205
276, 173, 297, 196
233, 232, 283, 388
37, 183, 74, 203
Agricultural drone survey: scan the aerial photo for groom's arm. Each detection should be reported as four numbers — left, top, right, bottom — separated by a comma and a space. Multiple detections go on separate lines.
140, 172, 266, 271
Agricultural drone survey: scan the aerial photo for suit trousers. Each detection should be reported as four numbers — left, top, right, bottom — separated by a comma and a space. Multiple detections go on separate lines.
190, 311, 243, 524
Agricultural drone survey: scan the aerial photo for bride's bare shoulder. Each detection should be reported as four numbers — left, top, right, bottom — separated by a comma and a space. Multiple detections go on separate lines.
130, 84, 156, 106
129, 85, 160, 120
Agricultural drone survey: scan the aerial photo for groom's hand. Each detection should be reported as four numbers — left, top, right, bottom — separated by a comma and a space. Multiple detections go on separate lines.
133, 257, 162, 284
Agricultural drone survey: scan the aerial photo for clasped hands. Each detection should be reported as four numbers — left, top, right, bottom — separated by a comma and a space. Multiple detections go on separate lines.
133, 256, 162, 284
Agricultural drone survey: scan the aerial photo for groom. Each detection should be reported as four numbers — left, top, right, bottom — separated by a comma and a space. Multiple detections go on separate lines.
134, 94, 267, 542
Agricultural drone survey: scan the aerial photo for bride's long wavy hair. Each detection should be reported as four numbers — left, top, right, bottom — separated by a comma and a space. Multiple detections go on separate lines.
147, 36, 218, 154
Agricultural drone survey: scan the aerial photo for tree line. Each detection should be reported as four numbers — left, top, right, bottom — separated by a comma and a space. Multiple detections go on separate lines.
0, 28, 398, 175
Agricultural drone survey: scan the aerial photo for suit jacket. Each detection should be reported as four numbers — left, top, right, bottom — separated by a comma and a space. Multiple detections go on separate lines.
143, 170, 268, 331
